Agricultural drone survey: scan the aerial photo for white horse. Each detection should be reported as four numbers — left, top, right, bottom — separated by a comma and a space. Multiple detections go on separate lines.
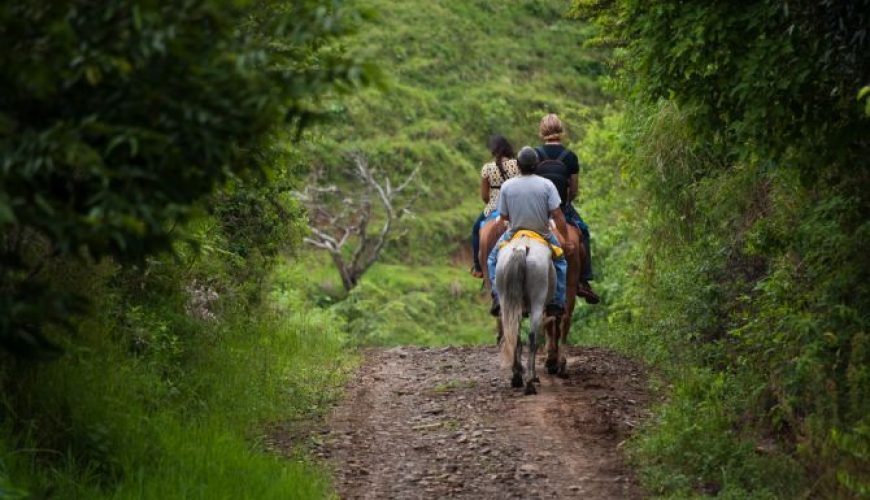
495, 233, 555, 395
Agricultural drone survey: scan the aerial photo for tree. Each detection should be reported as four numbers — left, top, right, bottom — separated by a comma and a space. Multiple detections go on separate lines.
572, 0, 870, 495
0, 0, 379, 356
572, 0, 870, 176
296, 154, 418, 291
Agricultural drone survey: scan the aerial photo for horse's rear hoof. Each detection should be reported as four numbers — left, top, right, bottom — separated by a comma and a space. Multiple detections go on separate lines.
511, 373, 524, 388
558, 360, 569, 378
546, 361, 558, 375
524, 382, 537, 395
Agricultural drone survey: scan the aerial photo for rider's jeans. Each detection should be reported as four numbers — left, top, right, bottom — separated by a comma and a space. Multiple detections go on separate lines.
487, 231, 567, 307
470, 211, 486, 272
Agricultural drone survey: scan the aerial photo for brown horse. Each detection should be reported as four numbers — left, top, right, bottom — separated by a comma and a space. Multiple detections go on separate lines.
479, 216, 508, 342
479, 216, 584, 377
547, 224, 583, 377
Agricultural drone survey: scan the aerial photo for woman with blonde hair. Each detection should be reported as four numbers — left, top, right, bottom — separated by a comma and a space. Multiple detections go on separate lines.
534, 113, 599, 304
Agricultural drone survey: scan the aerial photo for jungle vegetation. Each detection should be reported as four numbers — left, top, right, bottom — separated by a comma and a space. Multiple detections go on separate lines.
1, 0, 867, 498
572, 0, 870, 496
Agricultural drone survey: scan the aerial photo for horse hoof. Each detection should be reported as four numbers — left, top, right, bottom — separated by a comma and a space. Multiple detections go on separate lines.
511, 374, 524, 388
524, 382, 537, 395
546, 363, 558, 375
558, 360, 568, 378
545, 357, 557, 370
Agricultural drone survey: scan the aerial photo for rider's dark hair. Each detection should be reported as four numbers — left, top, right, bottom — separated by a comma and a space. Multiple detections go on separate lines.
516, 146, 539, 174
488, 134, 515, 170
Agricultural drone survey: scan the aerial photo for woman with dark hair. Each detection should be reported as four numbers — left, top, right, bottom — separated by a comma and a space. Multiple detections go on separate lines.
470, 135, 520, 277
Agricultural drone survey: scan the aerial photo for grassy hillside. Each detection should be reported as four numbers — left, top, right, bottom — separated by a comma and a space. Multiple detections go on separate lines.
302, 0, 606, 248
291, 0, 609, 345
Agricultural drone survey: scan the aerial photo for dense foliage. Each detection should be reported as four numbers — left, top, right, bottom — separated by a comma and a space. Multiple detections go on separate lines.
0, 0, 373, 497
571, 0, 870, 496
0, 236, 352, 498
0, 0, 377, 356
5, 0, 867, 497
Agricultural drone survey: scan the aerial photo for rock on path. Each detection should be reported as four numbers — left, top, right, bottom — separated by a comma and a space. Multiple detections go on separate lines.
283, 345, 650, 499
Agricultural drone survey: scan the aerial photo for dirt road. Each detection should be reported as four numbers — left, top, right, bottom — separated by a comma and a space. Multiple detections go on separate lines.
296, 345, 650, 499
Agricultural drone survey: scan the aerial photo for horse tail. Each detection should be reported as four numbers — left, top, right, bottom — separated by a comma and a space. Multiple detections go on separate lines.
499, 245, 526, 369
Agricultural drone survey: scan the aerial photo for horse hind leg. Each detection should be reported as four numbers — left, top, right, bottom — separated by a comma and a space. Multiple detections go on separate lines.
557, 228, 581, 378
546, 316, 560, 375
525, 311, 542, 395
561, 310, 578, 379
557, 315, 570, 378
544, 316, 559, 374
511, 371, 524, 388
511, 334, 524, 388
558, 344, 569, 378
551, 311, 571, 378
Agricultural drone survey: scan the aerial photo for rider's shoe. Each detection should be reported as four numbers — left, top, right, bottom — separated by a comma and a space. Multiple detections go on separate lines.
489, 297, 501, 317
577, 280, 600, 304
545, 302, 564, 317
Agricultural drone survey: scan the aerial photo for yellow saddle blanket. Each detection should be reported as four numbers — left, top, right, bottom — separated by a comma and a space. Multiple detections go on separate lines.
498, 230, 564, 260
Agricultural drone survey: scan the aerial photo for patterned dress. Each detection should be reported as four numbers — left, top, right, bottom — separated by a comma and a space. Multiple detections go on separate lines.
480, 158, 520, 217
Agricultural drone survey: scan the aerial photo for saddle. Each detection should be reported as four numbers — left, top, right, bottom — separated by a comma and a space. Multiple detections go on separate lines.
497, 230, 564, 260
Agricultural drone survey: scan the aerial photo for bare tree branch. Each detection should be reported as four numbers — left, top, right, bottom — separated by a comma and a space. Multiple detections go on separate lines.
293, 154, 419, 292
303, 236, 335, 252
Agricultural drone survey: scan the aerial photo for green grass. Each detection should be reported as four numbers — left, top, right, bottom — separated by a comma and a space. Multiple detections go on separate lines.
0, 250, 355, 499
277, 255, 494, 347
16, 419, 332, 500
631, 369, 803, 498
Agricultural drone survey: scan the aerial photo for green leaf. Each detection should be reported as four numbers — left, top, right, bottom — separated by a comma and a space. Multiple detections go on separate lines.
0, 195, 15, 225
859, 86, 870, 117
84, 65, 102, 85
